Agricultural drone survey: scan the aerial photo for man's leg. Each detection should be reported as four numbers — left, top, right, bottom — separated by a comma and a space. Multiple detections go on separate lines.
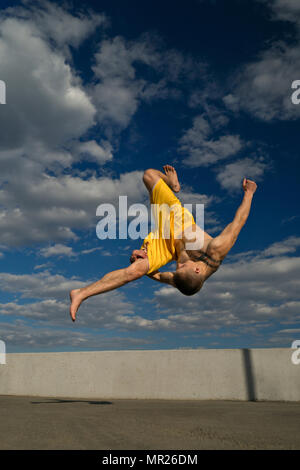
143, 165, 180, 193
69, 259, 149, 322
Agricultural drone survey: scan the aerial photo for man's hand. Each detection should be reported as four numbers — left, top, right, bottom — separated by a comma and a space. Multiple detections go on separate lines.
242, 178, 257, 195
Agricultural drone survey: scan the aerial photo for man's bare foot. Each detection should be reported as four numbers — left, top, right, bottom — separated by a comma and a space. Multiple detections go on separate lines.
163, 165, 181, 192
69, 289, 83, 322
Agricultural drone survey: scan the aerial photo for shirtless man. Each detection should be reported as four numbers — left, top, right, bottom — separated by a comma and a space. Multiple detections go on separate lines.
69, 166, 257, 321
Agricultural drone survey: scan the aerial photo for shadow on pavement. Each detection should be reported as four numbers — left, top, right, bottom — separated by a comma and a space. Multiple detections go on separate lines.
31, 399, 113, 405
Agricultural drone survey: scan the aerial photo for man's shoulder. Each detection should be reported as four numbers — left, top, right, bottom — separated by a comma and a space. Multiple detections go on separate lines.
206, 238, 224, 262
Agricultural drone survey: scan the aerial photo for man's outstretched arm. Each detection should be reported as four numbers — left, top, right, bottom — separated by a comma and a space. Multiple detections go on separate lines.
69, 259, 149, 322
208, 178, 257, 261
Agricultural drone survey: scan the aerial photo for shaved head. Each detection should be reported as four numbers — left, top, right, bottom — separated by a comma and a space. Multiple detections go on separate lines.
173, 269, 203, 296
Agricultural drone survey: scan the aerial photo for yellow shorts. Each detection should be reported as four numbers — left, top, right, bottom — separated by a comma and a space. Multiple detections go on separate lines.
142, 179, 195, 274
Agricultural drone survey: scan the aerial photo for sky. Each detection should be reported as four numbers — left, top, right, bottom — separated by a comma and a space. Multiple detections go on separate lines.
0, 0, 299, 352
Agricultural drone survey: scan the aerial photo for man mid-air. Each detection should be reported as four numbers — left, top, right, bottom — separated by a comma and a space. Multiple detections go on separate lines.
69, 165, 257, 321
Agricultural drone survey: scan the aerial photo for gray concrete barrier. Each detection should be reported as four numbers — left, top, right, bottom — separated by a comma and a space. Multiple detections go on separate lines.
0, 348, 299, 401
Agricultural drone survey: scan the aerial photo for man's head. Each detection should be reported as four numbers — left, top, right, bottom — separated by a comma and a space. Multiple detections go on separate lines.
173, 261, 203, 296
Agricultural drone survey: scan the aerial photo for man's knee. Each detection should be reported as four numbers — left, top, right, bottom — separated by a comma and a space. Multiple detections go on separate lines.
143, 169, 159, 192
143, 169, 156, 185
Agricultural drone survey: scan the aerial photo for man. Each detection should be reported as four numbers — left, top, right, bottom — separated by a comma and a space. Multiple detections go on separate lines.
69, 165, 257, 321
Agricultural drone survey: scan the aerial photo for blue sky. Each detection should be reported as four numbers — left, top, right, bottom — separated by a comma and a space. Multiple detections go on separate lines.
0, 0, 299, 352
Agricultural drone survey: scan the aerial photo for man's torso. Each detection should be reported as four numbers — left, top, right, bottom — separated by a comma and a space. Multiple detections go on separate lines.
176, 224, 222, 279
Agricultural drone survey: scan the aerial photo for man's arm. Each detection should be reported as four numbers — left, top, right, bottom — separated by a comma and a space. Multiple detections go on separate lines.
147, 270, 175, 286
208, 179, 257, 261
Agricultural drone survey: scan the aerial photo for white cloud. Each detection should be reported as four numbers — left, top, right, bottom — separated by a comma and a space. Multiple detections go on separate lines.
92, 35, 207, 131
77, 140, 113, 164
91, 35, 155, 129
0, 235, 299, 348
263, 0, 300, 27
0, 2, 214, 250
152, 247, 300, 334
0, 15, 96, 154
0, 168, 147, 246
4, 0, 107, 49
39, 244, 75, 258
0, 270, 136, 328
0, 319, 152, 350
0, 271, 83, 301
0, 2, 125, 249
179, 114, 243, 167
0, 161, 219, 247
263, 236, 300, 257
225, 1, 300, 121
215, 157, 268, 192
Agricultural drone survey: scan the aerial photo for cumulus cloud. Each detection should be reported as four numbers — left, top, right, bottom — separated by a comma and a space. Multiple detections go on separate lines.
177, 103, 269, 194
263, 0, 300, 27
39, 244, 75, 258
224, 0, 300, 121
151, 237, 300, 343
76, 140, 113, 164
215, 157, 269, 192
0, 319, 152, 350
0, 235, 299, 348
262, 236, 300, 257
0, 2, 212, 251
0, 269, 162, 335
0, 2, 128, 249
0, 270, 136, 328
4, 0, 107, 49
0, 167, 148, 246
0, 2, 109, 247
92, 35, 207, 131
179, 114, 243, 167
0, 157, 218, 246
0, 13, 97, 154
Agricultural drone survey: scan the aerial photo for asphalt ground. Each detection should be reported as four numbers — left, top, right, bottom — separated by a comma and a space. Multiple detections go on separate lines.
0, 395, 299, 450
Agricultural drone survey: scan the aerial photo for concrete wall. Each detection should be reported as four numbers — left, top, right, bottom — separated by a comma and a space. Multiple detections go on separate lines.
0, 348, 299, 401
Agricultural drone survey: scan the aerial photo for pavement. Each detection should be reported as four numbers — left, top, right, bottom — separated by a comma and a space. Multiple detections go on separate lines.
0, 395, 299, 450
